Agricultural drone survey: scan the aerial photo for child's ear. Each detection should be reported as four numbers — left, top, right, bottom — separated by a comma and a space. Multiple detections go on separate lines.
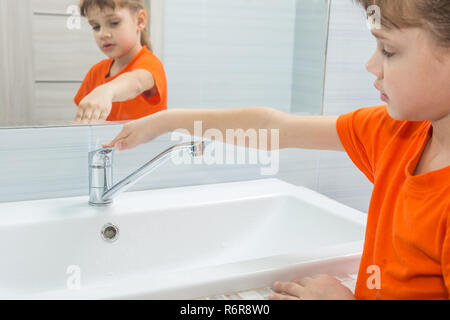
136, 9, 147, 31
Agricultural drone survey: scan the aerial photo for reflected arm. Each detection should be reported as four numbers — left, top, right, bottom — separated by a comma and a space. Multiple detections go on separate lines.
103, 69, 155, 102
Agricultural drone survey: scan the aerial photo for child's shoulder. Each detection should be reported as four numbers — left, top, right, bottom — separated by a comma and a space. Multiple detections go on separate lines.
79, 58, 112, 83
349, 105, 405, 134
358, 104, 428, 134
136, 47, 163, 66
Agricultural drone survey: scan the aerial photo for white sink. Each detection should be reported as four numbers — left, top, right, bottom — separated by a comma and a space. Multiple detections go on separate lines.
0, 179, 366, 299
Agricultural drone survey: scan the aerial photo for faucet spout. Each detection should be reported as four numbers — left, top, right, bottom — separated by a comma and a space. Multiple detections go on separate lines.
88, 141, 206, 206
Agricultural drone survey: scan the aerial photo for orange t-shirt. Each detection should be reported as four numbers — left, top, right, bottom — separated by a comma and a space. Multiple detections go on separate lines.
337, 105, 450, 300
74, 46, 167, 121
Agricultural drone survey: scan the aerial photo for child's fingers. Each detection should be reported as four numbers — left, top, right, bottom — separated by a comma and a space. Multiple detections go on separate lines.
111, 133, 140, 151
114, 136, 135, 150
99, 111, 108, 121
268, 293, 298, 300
102, 137, 123, 148
75, 108, 84, 122
272, 281, 304, 298
102, 127, 130, 149
82, 108, 94, 122
103, 138, 127, 150
91, 109, 102, 121
102, 142, 114, 148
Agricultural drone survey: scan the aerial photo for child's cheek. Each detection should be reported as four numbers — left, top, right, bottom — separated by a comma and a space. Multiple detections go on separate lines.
115, 29, 128, 46
119, 28, 137, 49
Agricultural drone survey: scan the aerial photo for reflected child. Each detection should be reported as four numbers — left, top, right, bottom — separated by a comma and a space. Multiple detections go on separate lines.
74, 0, 167, 123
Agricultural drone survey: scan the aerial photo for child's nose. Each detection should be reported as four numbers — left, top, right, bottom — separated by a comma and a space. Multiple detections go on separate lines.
100, 29, 112, 39
366, 52, 383, 79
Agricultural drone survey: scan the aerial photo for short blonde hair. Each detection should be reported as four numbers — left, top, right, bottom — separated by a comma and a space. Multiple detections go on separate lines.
79, 0, 152, 51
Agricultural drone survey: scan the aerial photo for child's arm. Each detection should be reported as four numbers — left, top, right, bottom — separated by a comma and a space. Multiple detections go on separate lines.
103, 107, 345, 152
75, 70, 154, 122
271, 109, 345, 151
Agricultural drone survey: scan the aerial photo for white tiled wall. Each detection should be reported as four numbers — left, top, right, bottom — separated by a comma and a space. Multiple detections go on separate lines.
0, 0, 379, 213
0, 125, 318, 203
0, 126, 90, 202
163, 0, 328, 114
163, 0, 296, 112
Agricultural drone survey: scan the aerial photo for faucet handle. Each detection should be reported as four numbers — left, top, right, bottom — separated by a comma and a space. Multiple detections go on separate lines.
88, 147, 114, 168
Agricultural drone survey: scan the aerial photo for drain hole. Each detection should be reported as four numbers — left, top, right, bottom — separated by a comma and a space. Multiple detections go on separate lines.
101, 223, 119, 242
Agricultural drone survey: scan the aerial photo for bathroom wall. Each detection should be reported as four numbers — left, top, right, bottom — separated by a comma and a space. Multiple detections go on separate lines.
0, 0, 379, 213
163, 0, 329, 114
291, 0, 330, 114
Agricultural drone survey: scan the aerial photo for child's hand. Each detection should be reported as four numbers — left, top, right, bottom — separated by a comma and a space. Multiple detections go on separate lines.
269, 274, 355, 300
102, 113, 164, 150
75, 85, 113, 123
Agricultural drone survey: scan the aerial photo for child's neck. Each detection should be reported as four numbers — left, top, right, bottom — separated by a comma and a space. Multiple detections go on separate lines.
413, 114, 450, 176
428, 113, 450, 163
113, 43, 143, 71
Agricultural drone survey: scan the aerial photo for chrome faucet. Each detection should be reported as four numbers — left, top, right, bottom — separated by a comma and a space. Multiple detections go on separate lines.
88, 141, 206, 206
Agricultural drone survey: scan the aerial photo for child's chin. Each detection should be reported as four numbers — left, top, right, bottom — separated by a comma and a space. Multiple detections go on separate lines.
104, 52, 120, 59
102, 48, 120, 57
387, 105, 422, 122
386, 104, 403, 120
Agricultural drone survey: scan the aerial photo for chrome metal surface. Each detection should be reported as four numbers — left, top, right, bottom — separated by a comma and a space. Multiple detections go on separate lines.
88, 141, 206, 206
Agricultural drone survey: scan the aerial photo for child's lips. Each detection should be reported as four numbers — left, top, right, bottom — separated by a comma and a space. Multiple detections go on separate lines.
374, 83, 389, 100
103, 43, 115, 50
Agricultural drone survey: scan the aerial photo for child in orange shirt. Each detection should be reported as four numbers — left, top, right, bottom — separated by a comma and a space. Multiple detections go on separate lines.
74, 0, 167, 123
103, 0, 450, 299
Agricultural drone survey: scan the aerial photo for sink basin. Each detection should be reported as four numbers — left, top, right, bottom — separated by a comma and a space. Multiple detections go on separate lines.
0, 179, 366, 299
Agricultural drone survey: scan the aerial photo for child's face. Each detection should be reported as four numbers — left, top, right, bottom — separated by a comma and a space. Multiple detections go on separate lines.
87, 5, 146, 59
367, 28, 450, 122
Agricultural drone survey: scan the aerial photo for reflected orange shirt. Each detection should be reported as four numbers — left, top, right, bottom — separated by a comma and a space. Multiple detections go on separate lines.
74, 47, 167, 121
337, 105, 450, 300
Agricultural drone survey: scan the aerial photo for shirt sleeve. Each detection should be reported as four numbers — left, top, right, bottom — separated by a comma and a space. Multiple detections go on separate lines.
336, 105, 404, 184
74, 68, 94, 106
132, 54, 167, 105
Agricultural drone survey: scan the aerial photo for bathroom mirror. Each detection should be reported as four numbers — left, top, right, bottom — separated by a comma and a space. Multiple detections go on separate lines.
0, 0, 330, 128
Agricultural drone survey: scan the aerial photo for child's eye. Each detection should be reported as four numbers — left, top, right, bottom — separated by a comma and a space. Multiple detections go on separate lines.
381, 48, 395, 58
92, 26, 100, 31
111, 21, 120, 27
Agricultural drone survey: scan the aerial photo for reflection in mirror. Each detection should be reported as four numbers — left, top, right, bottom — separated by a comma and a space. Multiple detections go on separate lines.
73, 0, 168, 124
0, 0, 330, 129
